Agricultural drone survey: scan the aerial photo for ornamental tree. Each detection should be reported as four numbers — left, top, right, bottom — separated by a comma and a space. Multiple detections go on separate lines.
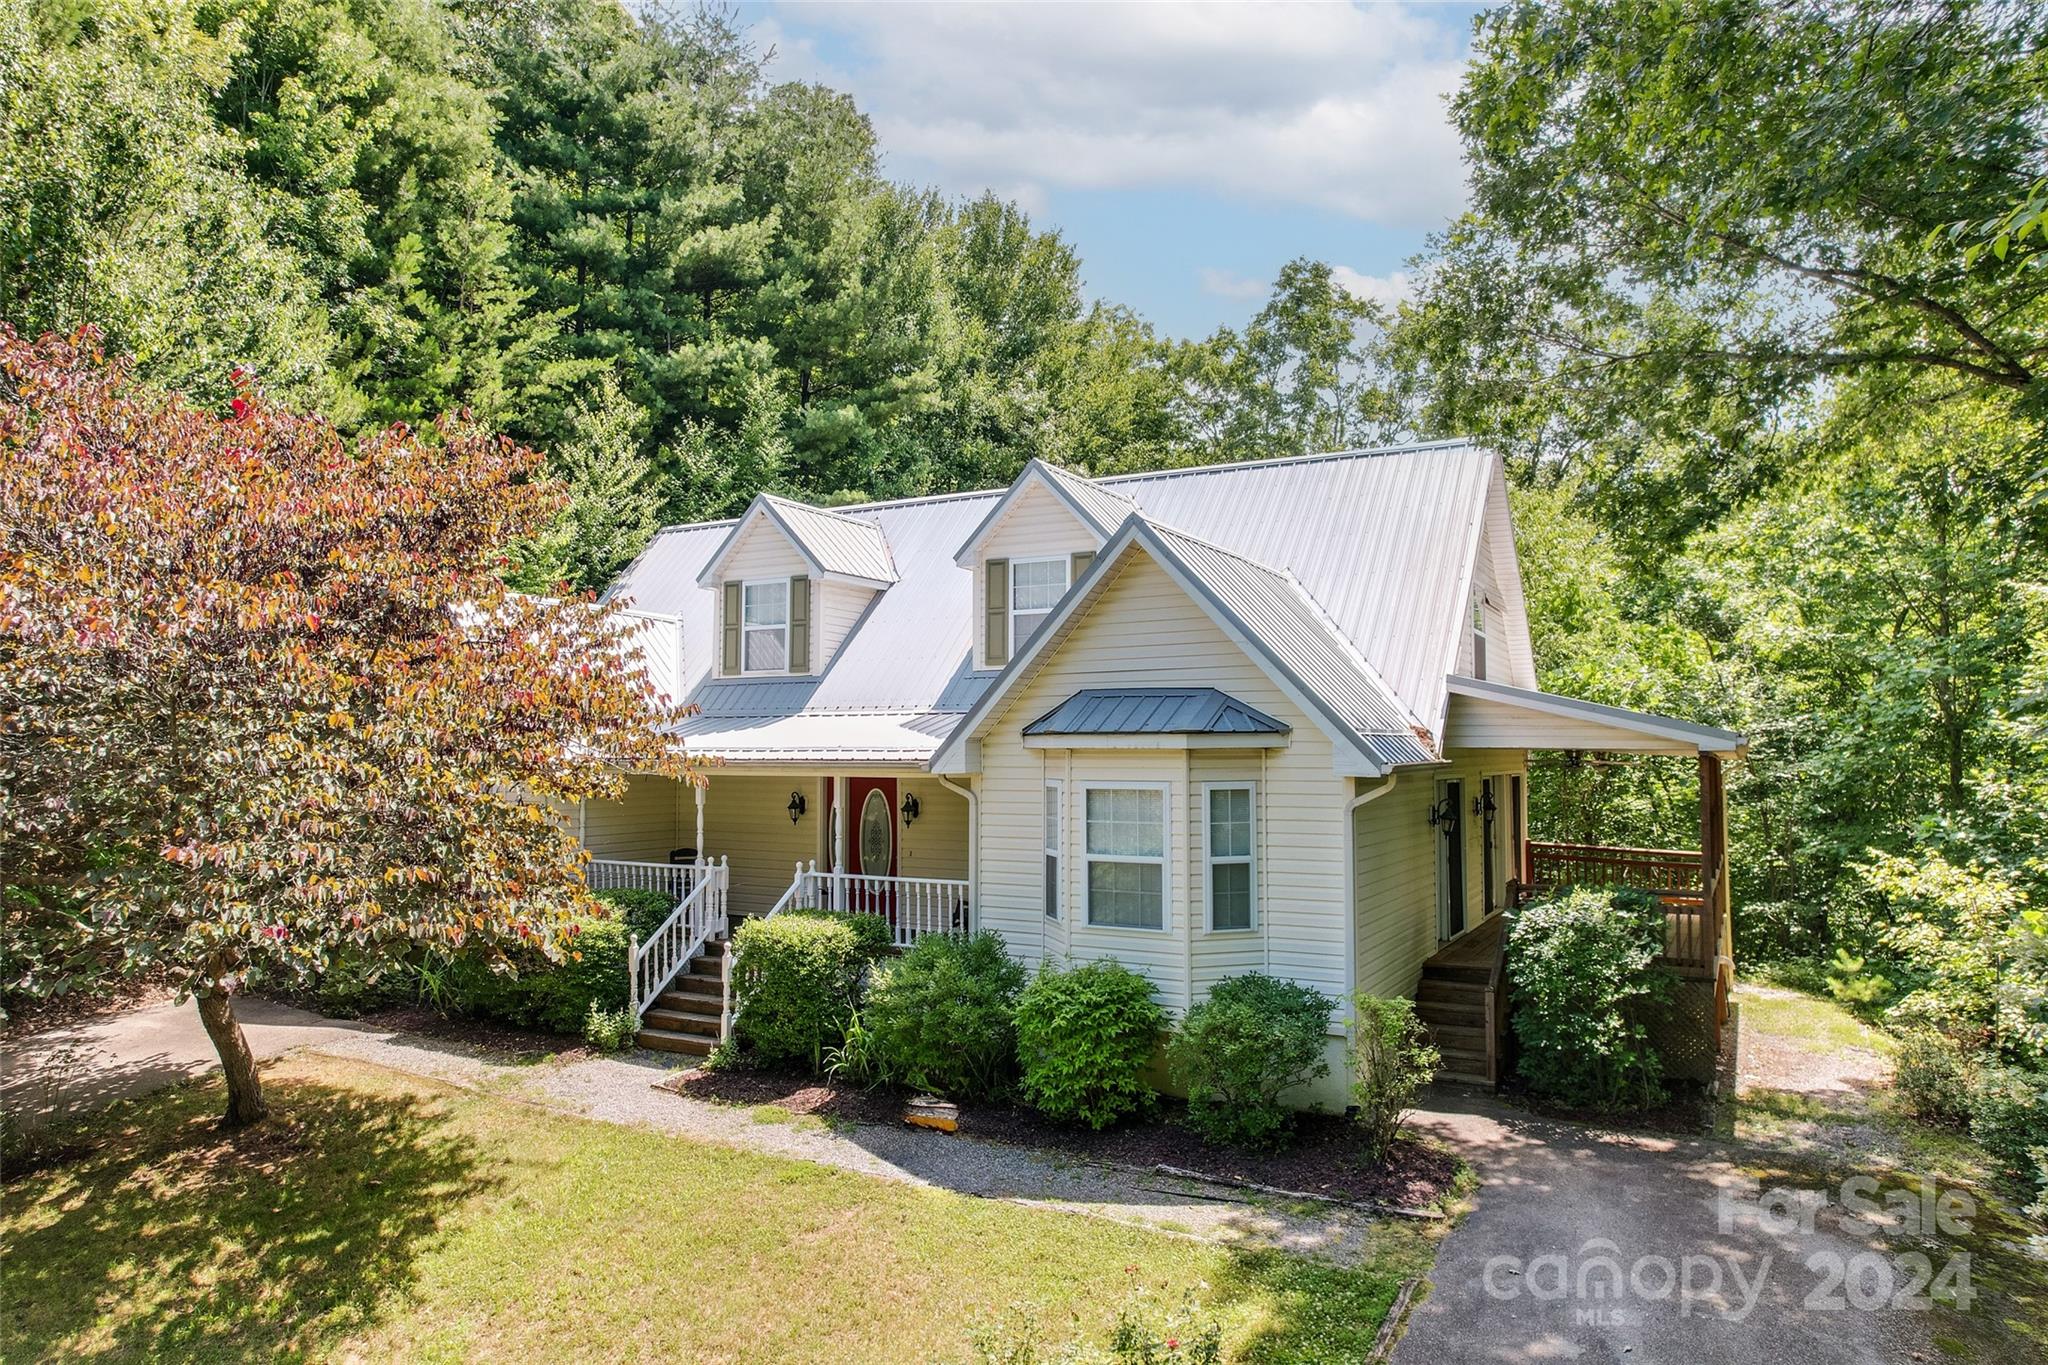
0, 327, 693, 1125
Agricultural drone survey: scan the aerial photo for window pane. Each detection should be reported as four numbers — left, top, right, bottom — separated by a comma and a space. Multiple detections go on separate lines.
743, 627, 786, 671
1086, 788, 1162, 857
1044, 853, 1059, 919
1208, 788, 1251, 858
1211, 862, 1252, 930
1089, 860, 1162, 928
1044, 785, 1059, 851
1011, 559, 1068, 610
1013, 608, 1052, 646
743, 580, 788, 627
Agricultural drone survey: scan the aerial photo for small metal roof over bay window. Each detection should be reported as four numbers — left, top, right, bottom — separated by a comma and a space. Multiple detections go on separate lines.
1022, 688, 1292, 750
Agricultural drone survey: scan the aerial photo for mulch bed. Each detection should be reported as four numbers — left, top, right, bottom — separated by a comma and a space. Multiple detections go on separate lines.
667, 1065, 1460, 1210
352, 1006, 593, 1064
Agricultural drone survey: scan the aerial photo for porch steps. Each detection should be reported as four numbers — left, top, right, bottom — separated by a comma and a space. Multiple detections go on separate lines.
636, 939, 728, 1058
1414, 971, 1494, 1086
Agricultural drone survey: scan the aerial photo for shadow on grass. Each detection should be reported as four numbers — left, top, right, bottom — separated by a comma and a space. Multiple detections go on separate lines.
1, 1067, 495, 1360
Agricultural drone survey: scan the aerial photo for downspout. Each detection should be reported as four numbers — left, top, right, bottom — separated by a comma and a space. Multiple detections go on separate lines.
1342, 773, 1399, 1020
938, 774, 977, 929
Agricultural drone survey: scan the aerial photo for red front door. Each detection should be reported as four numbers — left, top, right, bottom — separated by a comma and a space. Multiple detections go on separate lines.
844, 777, 898, 920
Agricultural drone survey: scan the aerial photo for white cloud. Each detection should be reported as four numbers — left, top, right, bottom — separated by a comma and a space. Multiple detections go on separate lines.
757, 1, 1472, 228
1198, 267, 1270, 300
1330, 265, 1418, 309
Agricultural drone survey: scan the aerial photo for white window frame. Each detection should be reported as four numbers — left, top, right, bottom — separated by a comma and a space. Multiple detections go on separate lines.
1202, 781, 1258, 933
1472, 597, 1488, 680
1043, 779, 1063, 920
1080, 781, 1171, 933
1008, 555, 1070, 653
739, 577, 790, 675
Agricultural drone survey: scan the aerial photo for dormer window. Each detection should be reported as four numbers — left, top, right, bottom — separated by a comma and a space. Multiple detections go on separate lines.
722, 575, 811, 675
1010, 557, 1070, 649
742, 579, 790, 672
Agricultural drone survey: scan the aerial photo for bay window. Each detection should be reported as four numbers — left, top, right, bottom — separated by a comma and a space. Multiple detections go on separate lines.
1083, 784, 1167, 930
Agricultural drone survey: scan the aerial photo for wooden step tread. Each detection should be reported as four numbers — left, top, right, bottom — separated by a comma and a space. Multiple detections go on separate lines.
656, 989, 721, 1011
637, 1028, 715, 1056
643, 1007, 720, 1035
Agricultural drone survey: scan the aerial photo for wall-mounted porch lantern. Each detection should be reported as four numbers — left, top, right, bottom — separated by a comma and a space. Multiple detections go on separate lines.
1427, 795, 1458, 829
900, 792, 920, 827
787, 790, 807, 823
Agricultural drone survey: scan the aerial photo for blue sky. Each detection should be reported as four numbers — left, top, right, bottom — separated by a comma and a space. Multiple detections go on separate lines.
734, 2, 1485, 339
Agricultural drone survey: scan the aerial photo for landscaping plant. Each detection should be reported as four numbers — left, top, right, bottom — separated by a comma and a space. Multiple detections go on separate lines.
1506, 887, 1672, 1110
1168, 973, 1332, 1149
863, 931, 1026, 1100
1014, 960, 1166, 1129
582, 1002, 639, 1051
1349, 994, 1440, 1159
0, 329, 689, 1126
730, 914, 874, 1070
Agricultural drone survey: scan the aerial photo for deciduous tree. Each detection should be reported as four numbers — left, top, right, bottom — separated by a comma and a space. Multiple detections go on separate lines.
0, 328, 691, 1124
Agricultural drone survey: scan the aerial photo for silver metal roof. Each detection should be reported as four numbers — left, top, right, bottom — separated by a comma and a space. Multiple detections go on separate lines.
952, 458, 1137, 563
1446, 676, 1747, 754
607, 441, 1500, 764
1024, 688, 1290, 737
695, 493, 898, 588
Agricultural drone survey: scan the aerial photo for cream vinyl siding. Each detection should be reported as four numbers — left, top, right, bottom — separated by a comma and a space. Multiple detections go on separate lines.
897, 776, 969, 882
715, 519, 813, 678
1352, 748, 1526, 1001
1443, 696, 1699, 753
974, 481, 1103, 668
581, 774, 687, 863
701, 774, 829, 916
972, 550, 1350, 1020
818, 580, 877, 671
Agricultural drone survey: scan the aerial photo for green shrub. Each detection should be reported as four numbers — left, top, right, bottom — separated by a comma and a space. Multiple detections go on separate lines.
594, 886, 685, 939
1014, 960, 1166, 1129
299, 949, 413, 1018
1968, 1063, 2048, 1191
730, 913, 871, 1069
1350, 994, 1439, 1159
783, 908, 895, 967
1894, 1027, 1977, 1126
1168, 973, 1332, 1149
582, 1001, 639, 1051
863, 931, 1026, 1100
1507, 886, 1671, 1110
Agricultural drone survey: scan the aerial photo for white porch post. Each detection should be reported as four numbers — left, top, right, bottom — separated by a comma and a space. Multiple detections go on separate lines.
693, 781, 706, 857
828, 774, 846, 910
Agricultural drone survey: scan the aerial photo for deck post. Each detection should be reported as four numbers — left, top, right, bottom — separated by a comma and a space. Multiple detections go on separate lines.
694, 782, 706, 859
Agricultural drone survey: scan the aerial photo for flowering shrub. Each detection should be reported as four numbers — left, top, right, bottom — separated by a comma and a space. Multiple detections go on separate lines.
1015, 960, 1166, 1129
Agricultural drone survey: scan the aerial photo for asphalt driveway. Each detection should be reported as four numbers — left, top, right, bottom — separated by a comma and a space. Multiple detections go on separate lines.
1394, 1088, 1947, 1365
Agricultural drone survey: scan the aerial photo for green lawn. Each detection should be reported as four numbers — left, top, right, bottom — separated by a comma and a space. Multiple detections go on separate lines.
1735, 982, 1894, 1057
1, 1054, 1436, 1362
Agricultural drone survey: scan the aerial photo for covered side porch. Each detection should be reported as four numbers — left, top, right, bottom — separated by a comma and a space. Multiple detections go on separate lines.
1421, 677, 1744, 1087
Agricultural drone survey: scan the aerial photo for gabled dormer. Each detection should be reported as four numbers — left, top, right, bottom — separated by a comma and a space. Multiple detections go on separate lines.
695, 493, 895, 678
954, 460, 1136, 669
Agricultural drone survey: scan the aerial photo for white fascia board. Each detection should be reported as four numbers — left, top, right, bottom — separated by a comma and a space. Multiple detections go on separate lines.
1446, 675, 1748, 754
951, 461, 1119, 567
694, 498, 825, 588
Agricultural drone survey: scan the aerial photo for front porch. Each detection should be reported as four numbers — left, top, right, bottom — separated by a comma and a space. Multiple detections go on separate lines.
581, 769, 974, 1054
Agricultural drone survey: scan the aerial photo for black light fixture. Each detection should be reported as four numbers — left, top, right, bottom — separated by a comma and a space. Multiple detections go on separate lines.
1428, 795, 1458, 829
786, 790, 807, 823
900, 792, 921, 826
1474, 788, 1497, 817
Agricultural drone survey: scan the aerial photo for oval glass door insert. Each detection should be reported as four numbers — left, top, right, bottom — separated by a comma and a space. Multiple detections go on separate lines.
859, 789, 892, 875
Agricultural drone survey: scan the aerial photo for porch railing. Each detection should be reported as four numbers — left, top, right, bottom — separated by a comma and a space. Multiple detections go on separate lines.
589, 857, 710, 906
627, 858, 728, 1021
764, 860, 971, 948
1519, 839, 1720, 977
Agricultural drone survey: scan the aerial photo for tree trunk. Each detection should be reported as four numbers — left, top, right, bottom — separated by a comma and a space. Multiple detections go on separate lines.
196, 989, 269, 1128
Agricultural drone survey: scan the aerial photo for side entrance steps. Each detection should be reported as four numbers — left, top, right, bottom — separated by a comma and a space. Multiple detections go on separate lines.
1413, 914, 1506, 1086
637, 937, 727, 1056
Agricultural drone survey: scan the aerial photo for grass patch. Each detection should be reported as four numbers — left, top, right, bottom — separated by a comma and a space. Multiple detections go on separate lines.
1735, 1088, 1866, 1128
1, 1054, 1436, 1362
1735, 981, 1893, 1056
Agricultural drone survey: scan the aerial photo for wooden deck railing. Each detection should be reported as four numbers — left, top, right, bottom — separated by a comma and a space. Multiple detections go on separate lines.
1520, 839, 1720, 977
765, 861, 971, 948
